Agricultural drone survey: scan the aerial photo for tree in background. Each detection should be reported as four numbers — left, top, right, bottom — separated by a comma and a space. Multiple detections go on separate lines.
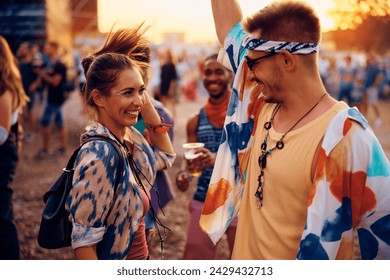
329, 0, 389, 30
328, 0, 390, 54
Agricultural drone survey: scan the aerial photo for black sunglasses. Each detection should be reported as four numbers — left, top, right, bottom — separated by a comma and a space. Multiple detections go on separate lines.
245, 52, 277, 71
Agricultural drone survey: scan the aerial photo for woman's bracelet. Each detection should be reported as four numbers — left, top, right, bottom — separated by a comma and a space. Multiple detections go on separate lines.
144, 117, 173, 134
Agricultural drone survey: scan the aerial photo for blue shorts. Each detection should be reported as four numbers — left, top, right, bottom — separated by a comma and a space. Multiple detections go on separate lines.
40, 103, 64, 127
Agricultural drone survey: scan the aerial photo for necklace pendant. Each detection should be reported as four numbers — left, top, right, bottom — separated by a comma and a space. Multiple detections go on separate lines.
255, 190, 263, 207
258, 153, 267, 169
264, 121, 272, 130
256, 174, 264, 207
255, 190, 263, 208
276, 140, 284, 150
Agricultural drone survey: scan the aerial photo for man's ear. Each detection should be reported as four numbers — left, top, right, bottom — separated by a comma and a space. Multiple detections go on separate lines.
277, 50, 295, 71
91, 89, 105, 107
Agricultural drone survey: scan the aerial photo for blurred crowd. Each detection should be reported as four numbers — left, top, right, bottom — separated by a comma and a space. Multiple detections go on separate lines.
14, 36, 390, 146
16, 40, 221, 152
320, 50, 390, 127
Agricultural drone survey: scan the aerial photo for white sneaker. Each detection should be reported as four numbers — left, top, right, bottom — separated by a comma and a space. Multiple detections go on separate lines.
374, 118, 382, 128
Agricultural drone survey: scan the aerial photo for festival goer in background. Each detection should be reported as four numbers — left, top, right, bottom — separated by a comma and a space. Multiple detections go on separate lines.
323, 56, 339, 99
176, 53, 236, 260
75, 45, 90, 93
65, 24, 175, 260
147, 46, 162, 99
350, 75, 365, 112
34, 41, 68, 158
318, 54, 330, 91
337, 54, 357, 105
382, 55, 390, 99
73, 44, 91, 119
0, 35, 30, 259
177, 50, 198, 102
200, 0, 390, 260
30, 43, 48, 104
363, 54, 383, 127
158, 47, 178, 119
16, 41, 38, 142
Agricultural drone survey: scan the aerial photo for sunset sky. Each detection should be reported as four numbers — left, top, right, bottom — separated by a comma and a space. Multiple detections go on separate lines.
98, 0, 336, 43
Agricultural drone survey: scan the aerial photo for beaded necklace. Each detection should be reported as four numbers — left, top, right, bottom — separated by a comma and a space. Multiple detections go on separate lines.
255, 92, 328, 207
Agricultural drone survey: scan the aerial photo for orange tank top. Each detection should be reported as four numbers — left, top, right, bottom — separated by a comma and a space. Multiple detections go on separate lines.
232, 102, 348, 259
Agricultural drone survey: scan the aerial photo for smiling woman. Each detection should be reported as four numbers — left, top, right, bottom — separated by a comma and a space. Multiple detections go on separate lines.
97, 0, 336, 43
64, 24, 175, 260
95, 65, 145, 129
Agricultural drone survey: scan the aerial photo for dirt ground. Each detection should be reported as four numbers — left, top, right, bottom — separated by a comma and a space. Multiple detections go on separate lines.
12, 90, 390, 260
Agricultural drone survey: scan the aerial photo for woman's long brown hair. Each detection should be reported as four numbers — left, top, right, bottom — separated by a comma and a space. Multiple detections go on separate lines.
0, 35, 29, 110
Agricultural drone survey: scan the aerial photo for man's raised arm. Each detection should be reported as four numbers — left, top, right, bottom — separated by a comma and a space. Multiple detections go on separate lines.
211, 0, 243, 45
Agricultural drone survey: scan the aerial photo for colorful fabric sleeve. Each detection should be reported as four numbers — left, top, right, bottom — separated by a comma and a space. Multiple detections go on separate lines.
199, 21, 265, 244
68, 140, 122, 249
299, 108, 390, 260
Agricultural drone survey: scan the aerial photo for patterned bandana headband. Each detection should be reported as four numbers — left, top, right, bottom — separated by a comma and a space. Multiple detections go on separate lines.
245, 37, 320, 54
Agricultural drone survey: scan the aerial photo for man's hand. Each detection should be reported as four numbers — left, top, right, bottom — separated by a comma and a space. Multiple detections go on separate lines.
176, 170, 191, 192
192, 147, 216, 170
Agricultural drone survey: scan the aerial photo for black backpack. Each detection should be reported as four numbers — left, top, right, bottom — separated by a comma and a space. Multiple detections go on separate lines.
37, 136, 124, 249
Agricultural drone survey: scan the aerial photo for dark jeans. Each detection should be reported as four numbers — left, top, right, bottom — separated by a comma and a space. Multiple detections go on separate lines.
0, 133, 21, 259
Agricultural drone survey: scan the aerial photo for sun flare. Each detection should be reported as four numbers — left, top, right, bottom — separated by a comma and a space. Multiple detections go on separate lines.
98, 0, 337, 43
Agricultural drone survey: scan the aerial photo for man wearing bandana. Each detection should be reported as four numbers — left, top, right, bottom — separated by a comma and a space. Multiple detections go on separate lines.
199, 0, 390, 260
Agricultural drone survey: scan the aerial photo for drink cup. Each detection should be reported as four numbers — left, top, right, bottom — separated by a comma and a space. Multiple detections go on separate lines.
182, 142, 205, 177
